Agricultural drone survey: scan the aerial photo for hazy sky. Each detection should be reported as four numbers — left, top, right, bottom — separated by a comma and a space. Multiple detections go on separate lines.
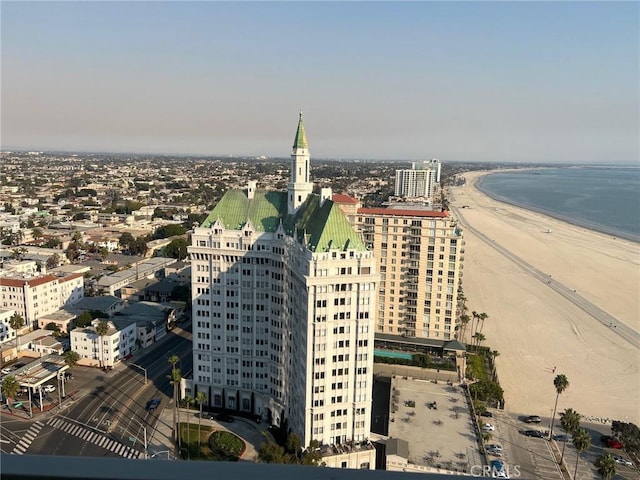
2, 1, 638, 163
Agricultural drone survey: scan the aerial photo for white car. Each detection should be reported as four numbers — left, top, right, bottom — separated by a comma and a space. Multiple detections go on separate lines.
42, 384, 56, 393
482, 423, 496, 432
1, 368, 13, 375
613, 455, 633, 467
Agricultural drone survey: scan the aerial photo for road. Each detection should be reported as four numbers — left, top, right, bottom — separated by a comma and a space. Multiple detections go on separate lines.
1, 325, 192, 459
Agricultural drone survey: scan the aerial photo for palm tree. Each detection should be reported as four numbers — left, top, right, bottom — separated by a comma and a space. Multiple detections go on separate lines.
473, 332, 486, 349
168, 355, 181, 446
1, 376, 20, 407
195, 391, 207, 448
8, 313, 25, 352
458, 313, 471, 341
478, 312, 489, 333
95, 321, 109, 368
549, 374, 569, 439
63, 350, 80, 399
471, 310, 479, 340
183, 394, 194, 459
559, 408, 581, 464
572, 428, 591, 480
595, 453, 616, 480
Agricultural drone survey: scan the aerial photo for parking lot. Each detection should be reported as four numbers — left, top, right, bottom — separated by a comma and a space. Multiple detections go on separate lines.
387, 376, 481, 474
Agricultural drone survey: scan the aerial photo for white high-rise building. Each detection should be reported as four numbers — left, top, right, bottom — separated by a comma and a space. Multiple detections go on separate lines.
394, 158, 441, 199
189, 115, 379, 466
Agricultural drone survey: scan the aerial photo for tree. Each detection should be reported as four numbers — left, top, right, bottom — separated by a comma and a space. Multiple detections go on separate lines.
258, 441, 287, 463
595, 453, 616, 480
9, 313, 25, 351
168, 355, 181, 447
32, 227, 43, 239
195, 391, 207, 447
458, 313, 470, 341
183, 394, 194, 459
46, 253, 61, 269
44, 322, 61, 335
301, 439, 323, 466
550, 374, 569, 440
572, 428, 591, 480
611, 420, 640, 455
119, 232, 135, 249
286, 432, 302, 459
473, 332, 486, 349
469, 379, 504, 403
95, 321, 109, 368
559, 408, 581, 464
1, 376, 20, 406
478, 312, 489, 333
63, 350, 80, 398
165, 238, 188, 260
75, 311, 93, 328
154, 224, 187, 239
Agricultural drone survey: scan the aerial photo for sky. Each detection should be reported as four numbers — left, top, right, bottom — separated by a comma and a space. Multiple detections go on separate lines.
1, 1, 638, 163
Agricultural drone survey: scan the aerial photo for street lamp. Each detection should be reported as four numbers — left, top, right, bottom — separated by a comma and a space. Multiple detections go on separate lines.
127, 417, 148, 459
129, 363, 147, 384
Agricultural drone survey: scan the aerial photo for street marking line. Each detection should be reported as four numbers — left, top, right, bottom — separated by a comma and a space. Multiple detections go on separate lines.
10, 421, 45, 455
97, 437, 107, 447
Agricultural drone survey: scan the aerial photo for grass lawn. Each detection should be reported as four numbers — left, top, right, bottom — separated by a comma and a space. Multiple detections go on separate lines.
178, 423, 245, 461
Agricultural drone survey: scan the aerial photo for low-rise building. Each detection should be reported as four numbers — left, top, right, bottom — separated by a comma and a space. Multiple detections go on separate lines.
37, 310, 77, 333
0, 308, 17, 345
70, 318, 136, 367
0, 272, 84, 329
67, 295, 126, 317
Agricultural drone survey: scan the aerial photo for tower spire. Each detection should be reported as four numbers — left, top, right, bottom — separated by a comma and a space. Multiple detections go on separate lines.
293, 110, 308, 150
288, 112, 312, 214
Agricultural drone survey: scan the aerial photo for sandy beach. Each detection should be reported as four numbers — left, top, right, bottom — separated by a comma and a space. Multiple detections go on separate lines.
451, 171, 640, 425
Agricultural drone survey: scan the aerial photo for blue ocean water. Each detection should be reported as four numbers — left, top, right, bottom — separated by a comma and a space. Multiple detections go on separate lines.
476, 167, 640, 243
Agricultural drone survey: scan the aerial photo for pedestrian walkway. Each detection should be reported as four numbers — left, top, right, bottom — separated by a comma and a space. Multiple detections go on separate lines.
11, 421, 44, 455
47, 417, 140, 459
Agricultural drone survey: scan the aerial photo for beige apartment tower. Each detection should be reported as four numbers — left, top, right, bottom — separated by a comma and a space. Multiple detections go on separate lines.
333, 198, 464, 341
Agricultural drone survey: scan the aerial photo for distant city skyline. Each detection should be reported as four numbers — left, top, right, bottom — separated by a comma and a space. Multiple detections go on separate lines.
2, 1, 638, 164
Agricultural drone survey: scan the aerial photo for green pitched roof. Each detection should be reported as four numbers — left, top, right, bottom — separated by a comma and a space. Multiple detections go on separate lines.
201, 190, 287, 232
293, 112, 308, 149
285, 195, 366, 252
200, 189, 366, 252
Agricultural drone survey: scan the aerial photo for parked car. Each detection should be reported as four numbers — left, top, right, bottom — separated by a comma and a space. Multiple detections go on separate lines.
490, 460, 508, 478
524, 415, 542, 423
146, 398, 161, 412
613, 455, 633, 467
482, 423, 496, 432
216, 413, 234, 423
196, 412, 215, 420
523, 430, 545, 438
606, 438, 623, 449
480, 411, 493, 418
1, 368, 13, 375
486, 444, 503, 452
42, 384, 56, 393
553, 434, 572, 442
486, 447, 503, 457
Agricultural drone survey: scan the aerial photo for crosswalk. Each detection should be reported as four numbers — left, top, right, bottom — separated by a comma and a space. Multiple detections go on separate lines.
11, 421, 45, 455
47, 417, 140, 459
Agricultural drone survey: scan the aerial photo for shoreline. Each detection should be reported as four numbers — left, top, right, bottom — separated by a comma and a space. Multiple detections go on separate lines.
474, 170, 640, 244
450, 170, 640, 424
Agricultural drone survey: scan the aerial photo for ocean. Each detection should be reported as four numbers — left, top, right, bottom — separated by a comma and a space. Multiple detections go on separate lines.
475, 166, 640, 243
